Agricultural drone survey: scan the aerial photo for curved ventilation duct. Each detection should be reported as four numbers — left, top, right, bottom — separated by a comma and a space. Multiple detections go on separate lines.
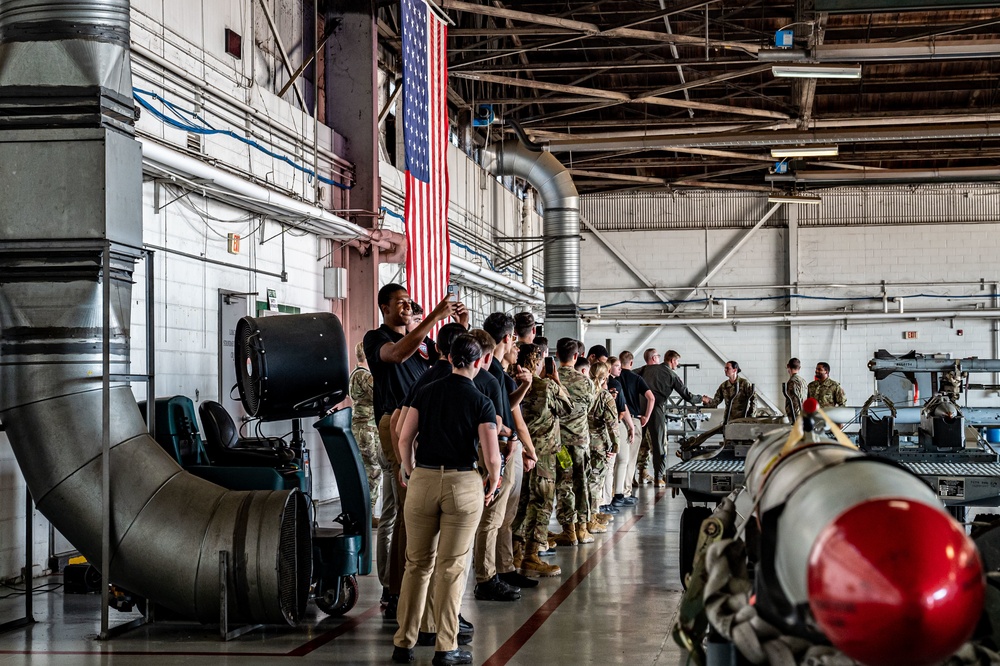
0, 0, 310, 624
481, 125, 581, 339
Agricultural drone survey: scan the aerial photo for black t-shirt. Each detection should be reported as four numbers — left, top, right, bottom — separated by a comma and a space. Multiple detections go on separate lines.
488, 358, 515, 431
473, 370, 504, 422
413, 374, 495, 467
619, 368, 651, 418
607, 375, 627, 414
403, 360, 452, 408
363, 325, 428, 422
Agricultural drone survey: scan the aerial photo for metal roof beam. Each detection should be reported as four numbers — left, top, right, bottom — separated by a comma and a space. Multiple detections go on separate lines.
451, 71, 790, 119
544, 122, 1000, 152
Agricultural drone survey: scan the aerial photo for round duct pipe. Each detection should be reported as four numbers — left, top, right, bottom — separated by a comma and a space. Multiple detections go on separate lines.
481, 126, 580, 337
0, 0, 311, 625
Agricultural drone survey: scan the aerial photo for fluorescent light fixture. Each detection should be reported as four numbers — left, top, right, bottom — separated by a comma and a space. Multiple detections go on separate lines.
771, 64, 862, 79
768, 194, 822, 206
770, 145, 839, 158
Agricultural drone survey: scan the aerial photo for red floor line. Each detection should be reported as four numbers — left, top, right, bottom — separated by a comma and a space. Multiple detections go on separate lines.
285, 602, 383, 656
0, 603, 383, 657
482, 489, 667, 666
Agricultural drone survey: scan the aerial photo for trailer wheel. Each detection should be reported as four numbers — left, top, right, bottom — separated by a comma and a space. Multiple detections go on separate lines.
316, 575, 358, 617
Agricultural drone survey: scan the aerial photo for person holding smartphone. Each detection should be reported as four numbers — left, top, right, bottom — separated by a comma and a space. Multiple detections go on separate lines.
392, 334, 502, 666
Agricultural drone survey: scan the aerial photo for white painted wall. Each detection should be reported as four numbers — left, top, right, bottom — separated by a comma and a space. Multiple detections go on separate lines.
581, 201, 1000, 411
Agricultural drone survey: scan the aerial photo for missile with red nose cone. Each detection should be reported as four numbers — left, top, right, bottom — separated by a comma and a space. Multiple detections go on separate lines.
743, 398, 984, 666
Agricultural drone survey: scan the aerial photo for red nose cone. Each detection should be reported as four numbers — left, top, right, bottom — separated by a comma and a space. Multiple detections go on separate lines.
802, 397, 819, 414
808, 499, 983, 666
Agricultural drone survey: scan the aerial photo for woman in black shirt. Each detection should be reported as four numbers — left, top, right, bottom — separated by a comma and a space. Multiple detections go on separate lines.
392, 334, 502, 666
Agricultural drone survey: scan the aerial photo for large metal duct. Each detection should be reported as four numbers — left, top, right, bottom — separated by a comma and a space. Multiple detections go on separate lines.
0, 0, 310, 625
481, 125, 581, 340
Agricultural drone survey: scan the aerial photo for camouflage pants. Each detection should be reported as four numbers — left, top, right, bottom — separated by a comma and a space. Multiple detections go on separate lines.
588, 441, 609, 514
556, 446, 591, 525
635, 427, 651, 474
517, 452, 557, 546
351, 420, 382, 512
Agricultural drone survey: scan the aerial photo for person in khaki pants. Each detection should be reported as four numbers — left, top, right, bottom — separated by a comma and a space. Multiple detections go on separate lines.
392, 335, 502, 666
364, 284, 461, 619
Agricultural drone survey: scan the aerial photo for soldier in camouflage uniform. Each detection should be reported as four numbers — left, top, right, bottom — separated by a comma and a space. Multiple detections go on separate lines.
635, 430, 652, 485
349, 342, 381, 516
514, 344, 572, 577
784, 357, 809, 419
808, 361, 847, 408
587, 362, 620, 535
554, 338, 595, 546
703, 360, 755, 423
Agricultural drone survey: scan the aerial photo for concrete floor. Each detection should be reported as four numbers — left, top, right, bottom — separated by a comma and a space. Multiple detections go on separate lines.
0, 481, 690, 665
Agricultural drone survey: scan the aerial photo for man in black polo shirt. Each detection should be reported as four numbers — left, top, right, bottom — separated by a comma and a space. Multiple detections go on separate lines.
364, 283, 464, 620
617, 351, 654, 498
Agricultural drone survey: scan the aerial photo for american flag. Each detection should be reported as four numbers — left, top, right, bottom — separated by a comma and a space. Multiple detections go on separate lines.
402, 0, 450, 326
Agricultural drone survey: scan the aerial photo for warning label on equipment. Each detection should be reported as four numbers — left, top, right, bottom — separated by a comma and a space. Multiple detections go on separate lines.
711, 475, 733, 493
938, 477, 965, 500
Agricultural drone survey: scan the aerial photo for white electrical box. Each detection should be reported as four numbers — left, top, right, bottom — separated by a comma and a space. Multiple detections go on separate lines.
324, 266, 348, 300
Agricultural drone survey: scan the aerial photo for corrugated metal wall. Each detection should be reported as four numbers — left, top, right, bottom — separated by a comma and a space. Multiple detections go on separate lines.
582, 183, 1000, 230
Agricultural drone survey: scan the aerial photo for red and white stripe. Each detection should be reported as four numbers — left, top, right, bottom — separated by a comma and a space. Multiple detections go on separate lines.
404, 5, 450, 329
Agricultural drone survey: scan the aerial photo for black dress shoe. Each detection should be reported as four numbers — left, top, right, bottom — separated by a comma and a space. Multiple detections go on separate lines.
621, 496, 638, 506
432, 649, 473, 665
417, 630, 472, 646
458, 614, 474, 633
474, 575, 521, 601
500, 570, 538, 589
391, 645, 414, 663
383, 594, 399, 621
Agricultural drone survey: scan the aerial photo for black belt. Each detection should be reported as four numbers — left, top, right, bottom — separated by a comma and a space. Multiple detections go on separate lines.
416, 463, 477, 472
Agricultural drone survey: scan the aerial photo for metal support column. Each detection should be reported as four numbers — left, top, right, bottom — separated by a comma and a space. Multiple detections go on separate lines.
99, 242, 111, 641
0, 484, 35, 635
98, 245, 156, 640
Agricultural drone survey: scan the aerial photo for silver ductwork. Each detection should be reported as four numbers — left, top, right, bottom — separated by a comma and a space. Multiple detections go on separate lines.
0, 0, 310, 625
482, 129, 581, 339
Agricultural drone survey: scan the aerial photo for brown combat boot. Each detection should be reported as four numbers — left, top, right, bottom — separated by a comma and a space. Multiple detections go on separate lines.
551, 524, 578, 546
586, 519, 607, 534
521, 542, 561, 578
576, 523, 595, 544
595, 512, 613, 525
512, 538, 525, 570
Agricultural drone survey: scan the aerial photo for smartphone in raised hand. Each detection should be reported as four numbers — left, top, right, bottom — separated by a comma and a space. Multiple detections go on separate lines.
447, 284, 459, 302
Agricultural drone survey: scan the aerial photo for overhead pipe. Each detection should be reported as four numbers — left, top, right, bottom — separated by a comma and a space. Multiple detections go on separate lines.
585, 309, 1000, 327
139, 138, 366, 240
768, 166, 1000, 185
451, 256, 544, 306
544, 123, 1000, 153
0, 0, 310, 625
758, 39, 1000, 63
481, 122, 580, 338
